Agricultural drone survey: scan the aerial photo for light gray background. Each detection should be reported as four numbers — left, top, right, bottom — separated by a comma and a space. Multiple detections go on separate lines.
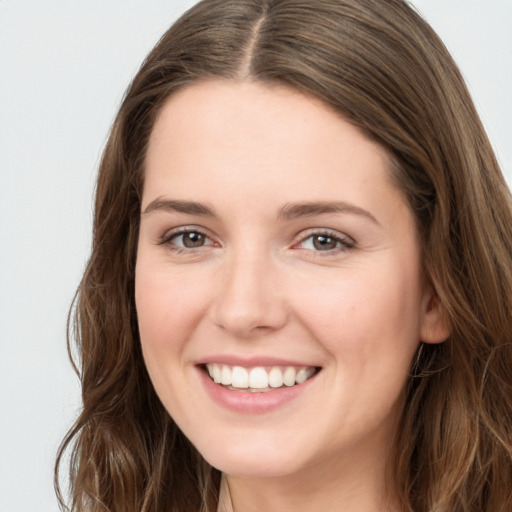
1, 1, 510, 511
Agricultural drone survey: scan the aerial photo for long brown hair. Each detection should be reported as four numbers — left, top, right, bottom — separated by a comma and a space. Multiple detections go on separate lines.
55, 1, 512, 510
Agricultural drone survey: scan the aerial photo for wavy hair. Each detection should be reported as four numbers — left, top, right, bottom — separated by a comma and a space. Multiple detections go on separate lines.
56, 1, 512, 510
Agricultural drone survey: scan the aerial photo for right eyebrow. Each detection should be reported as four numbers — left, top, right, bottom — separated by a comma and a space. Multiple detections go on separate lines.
142, 198, 216, 217
278, 200, 380, 226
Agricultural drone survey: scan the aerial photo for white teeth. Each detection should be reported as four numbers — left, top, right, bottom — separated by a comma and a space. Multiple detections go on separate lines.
268, 367, 284, 388
212, 364, 221, 383
205, 363, 316, 390
283, 367, 296, 386
296, 367, 315, 384
231, 366, 249, 388
249, 367, 268, 389
220, 365, 232, 385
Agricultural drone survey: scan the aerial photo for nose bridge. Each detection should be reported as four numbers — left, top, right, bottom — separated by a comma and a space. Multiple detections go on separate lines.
210, 241, 287, 337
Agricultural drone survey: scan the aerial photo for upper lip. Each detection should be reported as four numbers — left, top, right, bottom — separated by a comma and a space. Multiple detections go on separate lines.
195, 355, 320, 368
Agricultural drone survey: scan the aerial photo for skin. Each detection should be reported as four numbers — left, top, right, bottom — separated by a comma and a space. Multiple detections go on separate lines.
135, 80, 448, 512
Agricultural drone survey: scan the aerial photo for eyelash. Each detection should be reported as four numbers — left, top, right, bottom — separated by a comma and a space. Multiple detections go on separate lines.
294, 229, 355, 255
159, 227, 215, 253
158, 227, 355, 255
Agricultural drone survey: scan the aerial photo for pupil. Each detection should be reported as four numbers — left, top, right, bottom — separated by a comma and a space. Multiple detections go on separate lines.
313, 235, 336, 250
184, 232, 204, 248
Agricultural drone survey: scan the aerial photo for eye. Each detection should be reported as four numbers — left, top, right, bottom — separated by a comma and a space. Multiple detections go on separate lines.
296, 231, 355, 253
160, 228, 216, 250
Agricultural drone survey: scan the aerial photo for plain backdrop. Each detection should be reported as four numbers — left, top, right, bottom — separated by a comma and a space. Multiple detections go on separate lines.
0, 1, 510, 511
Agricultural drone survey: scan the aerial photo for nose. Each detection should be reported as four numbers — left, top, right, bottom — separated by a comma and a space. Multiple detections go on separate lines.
208, 250, 289, 338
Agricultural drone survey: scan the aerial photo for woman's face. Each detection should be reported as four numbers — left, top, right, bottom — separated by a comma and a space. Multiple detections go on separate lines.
135, 81, 445, 479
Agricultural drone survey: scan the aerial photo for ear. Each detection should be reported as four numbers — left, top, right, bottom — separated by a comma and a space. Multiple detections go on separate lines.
419, 283, 451, 344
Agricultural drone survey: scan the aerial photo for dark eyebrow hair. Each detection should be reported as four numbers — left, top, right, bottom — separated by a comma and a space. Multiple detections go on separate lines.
142, 198, 216, 216
142, 198, 379, 225
278, 201, 380, 225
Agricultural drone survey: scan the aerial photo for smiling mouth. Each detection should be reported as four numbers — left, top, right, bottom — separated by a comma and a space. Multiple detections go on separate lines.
204, 363, 319, 392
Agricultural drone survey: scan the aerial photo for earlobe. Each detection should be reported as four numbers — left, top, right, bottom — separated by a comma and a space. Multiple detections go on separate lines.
420, 286, 451, 344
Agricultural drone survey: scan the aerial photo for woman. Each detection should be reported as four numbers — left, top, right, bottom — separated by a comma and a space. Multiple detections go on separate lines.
55, 1, 512, 511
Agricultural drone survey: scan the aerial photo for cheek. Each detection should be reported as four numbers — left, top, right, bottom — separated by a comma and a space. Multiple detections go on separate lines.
134, 264, 217, 421
134, 264, 212, 369
290, 262, 423, 433
290, 262, 423, 365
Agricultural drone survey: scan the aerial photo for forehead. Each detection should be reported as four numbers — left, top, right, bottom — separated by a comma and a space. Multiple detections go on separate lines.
144, 80, 394, 207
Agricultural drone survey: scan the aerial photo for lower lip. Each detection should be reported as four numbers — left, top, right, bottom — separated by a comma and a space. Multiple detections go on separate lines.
198, 367, 318, 414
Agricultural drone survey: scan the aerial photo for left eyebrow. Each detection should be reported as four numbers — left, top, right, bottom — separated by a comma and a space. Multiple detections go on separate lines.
142, 198, 217, 217
278, 201, 380, 226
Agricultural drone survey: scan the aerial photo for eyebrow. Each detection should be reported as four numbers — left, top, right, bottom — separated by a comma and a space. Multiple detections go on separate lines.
142, 197, 379, 225
278, 201, 380, 225
142, 198, 216, 216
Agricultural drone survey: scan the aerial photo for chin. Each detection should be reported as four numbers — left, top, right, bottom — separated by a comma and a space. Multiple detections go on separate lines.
196, 437, 307, 478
